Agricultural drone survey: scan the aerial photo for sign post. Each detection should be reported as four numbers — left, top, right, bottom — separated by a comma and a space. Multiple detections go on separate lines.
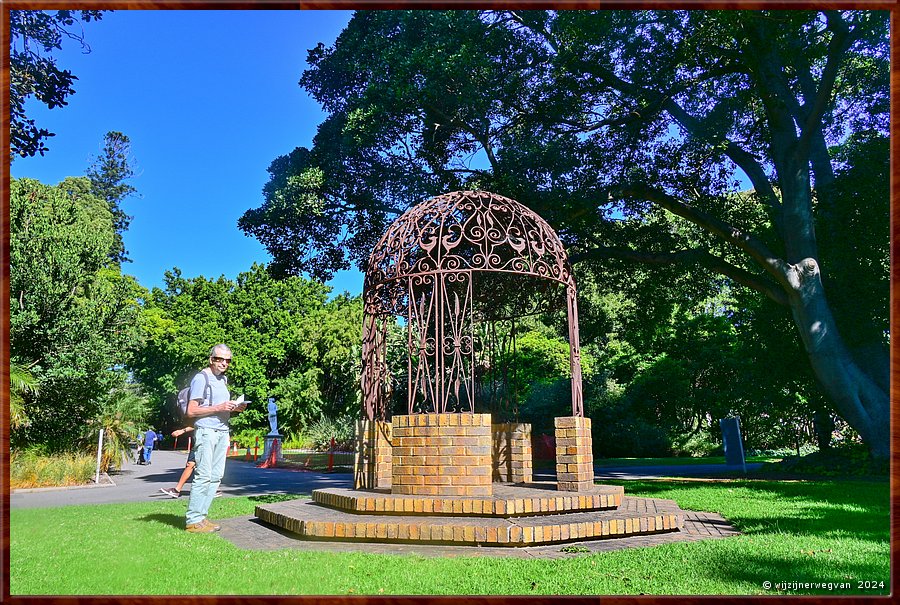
95, 429, 104, 483
719, 416, 746, 474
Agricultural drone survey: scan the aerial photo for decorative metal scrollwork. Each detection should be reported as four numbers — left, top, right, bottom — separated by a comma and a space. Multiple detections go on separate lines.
362, 191, 584, 419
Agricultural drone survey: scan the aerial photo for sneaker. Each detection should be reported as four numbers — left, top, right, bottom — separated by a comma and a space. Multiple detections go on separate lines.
201, 519, 221, 532
185, 521, 217, 533
214, 491, 223, 498
159, 487, 180, 498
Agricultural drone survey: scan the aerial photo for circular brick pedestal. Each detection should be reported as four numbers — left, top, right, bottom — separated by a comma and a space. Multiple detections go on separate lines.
392, 413, 492, 496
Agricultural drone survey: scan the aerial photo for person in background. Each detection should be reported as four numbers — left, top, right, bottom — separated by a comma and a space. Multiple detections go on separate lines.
142, 428, 159, 465
159, 427, 223, 499
160, 427, 195, 497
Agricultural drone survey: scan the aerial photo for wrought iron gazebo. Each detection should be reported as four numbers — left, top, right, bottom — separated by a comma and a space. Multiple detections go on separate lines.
360, 190, 583, 422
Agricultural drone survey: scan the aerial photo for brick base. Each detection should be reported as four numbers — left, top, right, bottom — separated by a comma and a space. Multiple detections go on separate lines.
312, 483, 622, 516
354, 420, 392, 489
392, 413, 492, 496
491, 423, 532, 483
256, 492, 683, 546
555, 416, 594, 491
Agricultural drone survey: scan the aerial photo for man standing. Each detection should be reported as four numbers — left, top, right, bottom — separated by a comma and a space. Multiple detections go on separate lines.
184, 344, 246, 533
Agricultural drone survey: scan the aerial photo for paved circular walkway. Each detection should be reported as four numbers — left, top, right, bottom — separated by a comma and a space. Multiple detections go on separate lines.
215, 508, 738, 559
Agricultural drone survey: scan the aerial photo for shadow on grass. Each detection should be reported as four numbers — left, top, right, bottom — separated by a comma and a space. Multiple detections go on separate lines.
609, 479, 889, 543
137, 513, 184, 529
694, 548, 887, 594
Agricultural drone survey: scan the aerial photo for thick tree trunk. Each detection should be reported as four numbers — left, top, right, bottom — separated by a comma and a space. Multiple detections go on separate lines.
785, 257, 889, 460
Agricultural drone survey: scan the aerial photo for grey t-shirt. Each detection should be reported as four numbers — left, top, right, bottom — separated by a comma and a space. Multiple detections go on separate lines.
190, 369, 231, 431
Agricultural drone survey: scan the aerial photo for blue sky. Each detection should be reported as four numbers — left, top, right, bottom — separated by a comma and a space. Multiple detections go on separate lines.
11, 9, 364, 296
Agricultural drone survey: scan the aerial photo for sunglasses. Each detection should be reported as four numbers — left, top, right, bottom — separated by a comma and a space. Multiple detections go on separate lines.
211, 356, 232, 364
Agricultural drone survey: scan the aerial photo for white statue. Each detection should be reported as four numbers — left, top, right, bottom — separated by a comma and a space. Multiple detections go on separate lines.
267, 398, 279, 435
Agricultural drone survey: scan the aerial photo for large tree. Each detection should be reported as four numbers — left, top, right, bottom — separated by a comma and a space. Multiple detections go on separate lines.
9, 177, 145, 450
10, 10, 105, 159
240, 10, 889, 458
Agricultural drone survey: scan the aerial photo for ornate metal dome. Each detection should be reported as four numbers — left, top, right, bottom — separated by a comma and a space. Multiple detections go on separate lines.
363, 191, 575, 319
361, 191, 583, 419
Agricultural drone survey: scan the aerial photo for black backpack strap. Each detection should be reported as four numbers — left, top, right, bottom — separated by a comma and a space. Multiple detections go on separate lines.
203, 370, 211, 405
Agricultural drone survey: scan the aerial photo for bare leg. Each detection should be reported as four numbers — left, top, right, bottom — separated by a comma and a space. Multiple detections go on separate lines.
175, 462, 196, 493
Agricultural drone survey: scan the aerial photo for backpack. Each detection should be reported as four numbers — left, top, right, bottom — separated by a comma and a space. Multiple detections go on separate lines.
175, 371, 217, 419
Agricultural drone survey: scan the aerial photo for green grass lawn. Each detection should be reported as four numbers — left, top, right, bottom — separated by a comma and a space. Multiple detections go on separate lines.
10, 478, 888, 595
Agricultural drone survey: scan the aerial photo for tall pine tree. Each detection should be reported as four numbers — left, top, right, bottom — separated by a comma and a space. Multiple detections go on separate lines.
86, 130, 137, 264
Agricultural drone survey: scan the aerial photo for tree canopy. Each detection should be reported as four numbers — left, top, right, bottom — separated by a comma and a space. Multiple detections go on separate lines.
10, 10, 106, 159
9, 177, 145, 450
87, 131, 139, 265
241, 10, 889, 458
131, 264, 364, 439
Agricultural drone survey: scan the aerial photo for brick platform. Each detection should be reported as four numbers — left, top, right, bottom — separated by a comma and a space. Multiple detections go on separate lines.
227, 508, 738, 557
312, 482, 622, 517
255, 493, 682, 546
391, 413, 492, 496
492, 423, 532, 483
555, 416, 594, 491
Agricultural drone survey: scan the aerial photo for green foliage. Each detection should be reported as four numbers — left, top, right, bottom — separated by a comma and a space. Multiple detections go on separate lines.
81, 386, 150, 471
270, 367, 324, 435
9, 177, 146, 452
765, 443, 889, 478
86, 131, 138, 264
585, 375, 671, 457
478, 319, 596, 426
9, 360, 39, 430
816, 131, 889, 386
132, 264, 363, 438
9, 10, 106, 159
281, 434, 313, 450
10, 449, 96, 488
244, 9, 889, 458
578, 282, 832, 457
303, 414, 356, 451
231, 428, 268, 449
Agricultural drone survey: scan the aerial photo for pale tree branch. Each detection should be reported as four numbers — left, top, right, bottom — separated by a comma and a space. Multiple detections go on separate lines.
613, 183, 792, 290
423, 102, 499, 172
570, 245, 789, 306
796, 10, 855, 157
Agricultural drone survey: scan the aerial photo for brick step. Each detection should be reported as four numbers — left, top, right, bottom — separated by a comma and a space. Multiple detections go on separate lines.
312, 482, 623, 517
255, 496, 683, 547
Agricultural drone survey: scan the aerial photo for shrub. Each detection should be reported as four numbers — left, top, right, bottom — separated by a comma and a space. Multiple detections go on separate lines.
304, 415, 356, 451
772, 443, 888, 477
282, 434, 313, 450
584, 375, 672, 457
671, 432, 723, 457
10, 449, 96, 488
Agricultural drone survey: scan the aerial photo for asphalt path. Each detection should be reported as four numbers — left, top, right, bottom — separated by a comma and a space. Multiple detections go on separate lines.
10, 450, 353, 509
588, 462, 763, 480
530, 463, 762, 482
10, 452, 762, 509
